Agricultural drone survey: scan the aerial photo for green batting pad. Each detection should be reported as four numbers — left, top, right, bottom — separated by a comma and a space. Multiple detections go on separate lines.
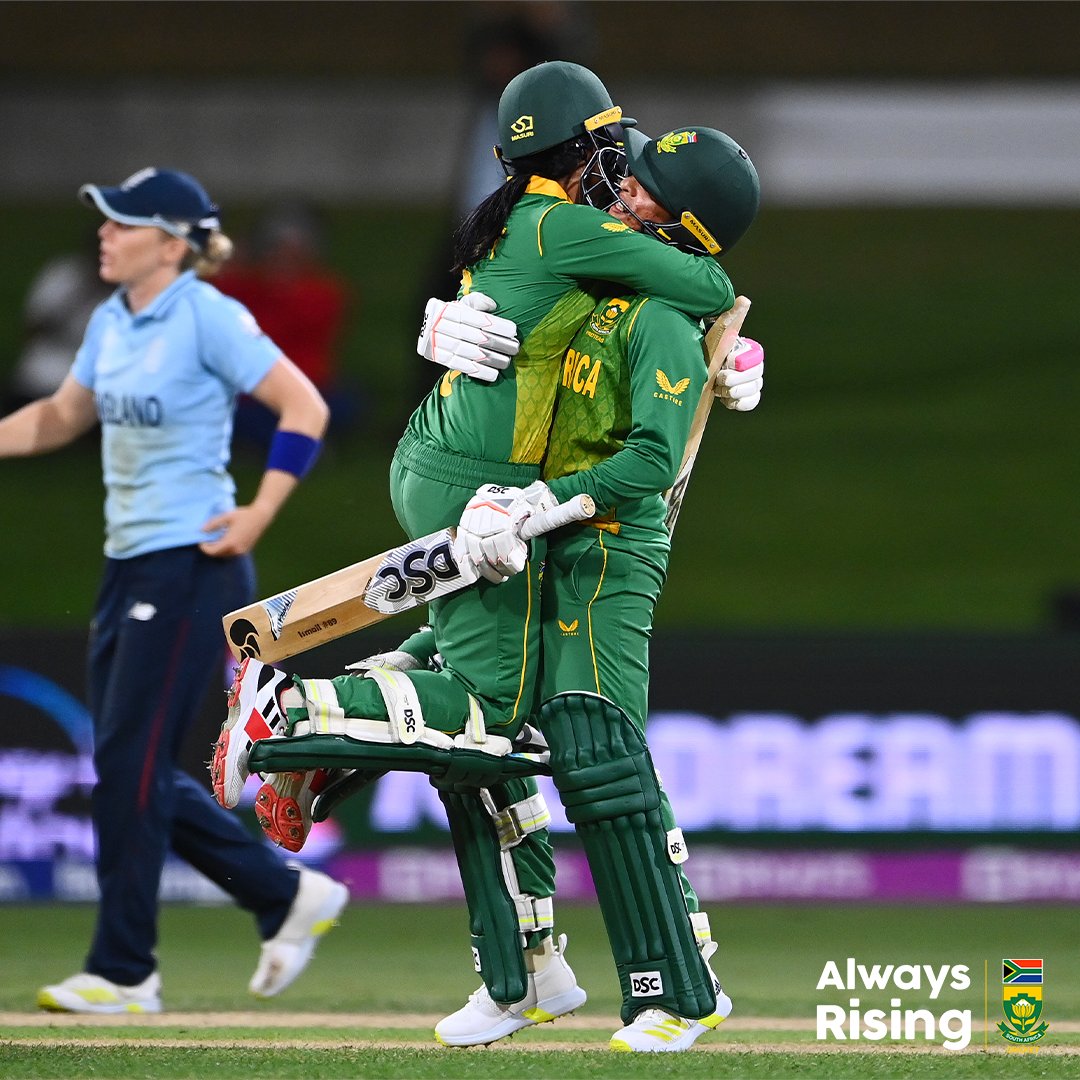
439, 789, 529, 1005
538, 692, 715, 1023
247, 733, 550, 789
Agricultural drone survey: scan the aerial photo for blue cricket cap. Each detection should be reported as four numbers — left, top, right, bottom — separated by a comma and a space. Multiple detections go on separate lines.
79, 167, 220, 252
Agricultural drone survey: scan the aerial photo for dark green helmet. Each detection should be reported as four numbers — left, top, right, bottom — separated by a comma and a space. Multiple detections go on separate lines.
497, 60, 634, 162
624, 126, 760, 256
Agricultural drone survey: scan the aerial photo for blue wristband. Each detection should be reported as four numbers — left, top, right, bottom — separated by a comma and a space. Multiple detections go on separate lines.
266, 430, 321, 479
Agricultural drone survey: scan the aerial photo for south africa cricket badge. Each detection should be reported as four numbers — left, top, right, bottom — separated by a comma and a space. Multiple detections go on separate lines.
998, 959, 1049, 1045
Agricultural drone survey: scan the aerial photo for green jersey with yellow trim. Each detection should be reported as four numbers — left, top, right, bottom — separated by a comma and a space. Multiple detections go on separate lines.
404, 177, 732, 468
543, 294, 707, 540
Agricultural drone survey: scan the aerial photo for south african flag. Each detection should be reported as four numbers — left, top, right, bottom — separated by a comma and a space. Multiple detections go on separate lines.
1003, 959, 1043, 985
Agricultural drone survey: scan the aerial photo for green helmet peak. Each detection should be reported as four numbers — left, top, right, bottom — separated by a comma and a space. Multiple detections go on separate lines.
497, 60, 635, 162
624, 126, 760, 256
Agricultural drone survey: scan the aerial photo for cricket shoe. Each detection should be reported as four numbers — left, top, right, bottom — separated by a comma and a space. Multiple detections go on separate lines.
609, 951, 732, 1053
249, 867, 349, 998
37, 971, 162, 1014
435, 934, 587, 1046
211, 657, 294, 809
254, 768, 342, 852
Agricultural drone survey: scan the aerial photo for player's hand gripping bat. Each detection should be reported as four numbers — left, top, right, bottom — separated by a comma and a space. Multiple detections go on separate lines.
663, 295, 752, 533
224, 492, 595, 663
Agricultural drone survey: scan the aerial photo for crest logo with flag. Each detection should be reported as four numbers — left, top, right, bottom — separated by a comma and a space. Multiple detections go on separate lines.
998, 959, 1049, 1045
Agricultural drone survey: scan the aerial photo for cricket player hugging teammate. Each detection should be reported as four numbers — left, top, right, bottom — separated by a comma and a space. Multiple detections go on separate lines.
816, 958, 972, 1051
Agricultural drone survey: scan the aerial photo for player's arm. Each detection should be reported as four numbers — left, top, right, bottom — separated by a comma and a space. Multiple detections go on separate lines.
539, 203, 735, 318
201, 355, 329, 557
416, 207, 733, 380
0, 372, 98, 456
547, 303, 705, 511
416, 293, 519, 383
250, 355, 331, 444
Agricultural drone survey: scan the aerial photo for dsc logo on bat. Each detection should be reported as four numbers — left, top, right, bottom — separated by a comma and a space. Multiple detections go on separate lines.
365, 533, 468, 613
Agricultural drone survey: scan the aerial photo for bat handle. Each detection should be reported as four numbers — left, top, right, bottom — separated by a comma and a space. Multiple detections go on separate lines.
725, 336, 764, 372
518, 493, 596, 540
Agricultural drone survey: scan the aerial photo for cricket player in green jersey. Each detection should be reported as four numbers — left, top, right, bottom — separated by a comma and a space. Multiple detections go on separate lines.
386, 60, 738, 744
436, 126, 762, 1052
221, 60, 736, 754
215, 61, 743, 1012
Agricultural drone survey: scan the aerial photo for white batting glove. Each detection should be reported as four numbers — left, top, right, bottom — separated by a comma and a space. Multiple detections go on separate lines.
714, 336, 764, 411
519, 480, 558, 516
344, 649, 425, 674
453, 484, 529, 584
452, 482, 556, 584
417, 292, 520, 383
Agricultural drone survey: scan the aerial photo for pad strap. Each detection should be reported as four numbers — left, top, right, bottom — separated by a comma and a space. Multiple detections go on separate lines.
505, 872, 553, 934
452, 695, 514, 756
291, 715, 455, 750
363, 666, 425, 744
690, 910, 713, 950
482, 787, 555, 934
481, 789, 552, 849
297, 678, 346, 731
667, 827, 689, 864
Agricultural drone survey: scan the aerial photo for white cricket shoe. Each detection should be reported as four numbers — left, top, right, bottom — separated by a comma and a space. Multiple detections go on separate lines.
249, 868, 349, 998
610, 1008, 707, 1052
37, 971, 162, 1014
254, 768, 340, 852
211, 657, 293, 809
435, 934, 587, 1046
610, 946, 732, 1052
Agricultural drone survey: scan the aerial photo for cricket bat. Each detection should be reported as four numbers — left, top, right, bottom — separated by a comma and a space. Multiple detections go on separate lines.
663, 295, 753, 533
224, 492, 595, 663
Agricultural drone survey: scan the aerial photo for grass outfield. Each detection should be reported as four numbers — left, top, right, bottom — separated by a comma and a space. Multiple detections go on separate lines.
1, 902, 1077, 1077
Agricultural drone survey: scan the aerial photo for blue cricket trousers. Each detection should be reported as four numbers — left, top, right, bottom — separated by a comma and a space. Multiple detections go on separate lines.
85, 545, 299, 985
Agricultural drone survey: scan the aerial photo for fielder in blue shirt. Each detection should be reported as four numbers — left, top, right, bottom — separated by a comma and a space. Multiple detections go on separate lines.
0, 167, 347, 1013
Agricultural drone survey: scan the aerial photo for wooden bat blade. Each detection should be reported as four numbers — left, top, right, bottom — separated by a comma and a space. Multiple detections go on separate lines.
221, 494, 598, 664
223, 528, 475, 663
663, 296, 752, 533
224, 553, 392, 664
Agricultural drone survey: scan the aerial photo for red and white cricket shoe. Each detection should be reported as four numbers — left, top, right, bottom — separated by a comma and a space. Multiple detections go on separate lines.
211, 657, 293, 809
254, 768, 336, 852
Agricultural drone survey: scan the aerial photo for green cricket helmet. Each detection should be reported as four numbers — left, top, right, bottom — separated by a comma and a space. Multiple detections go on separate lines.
496, 60, 635, 162
622, 126, 760, 256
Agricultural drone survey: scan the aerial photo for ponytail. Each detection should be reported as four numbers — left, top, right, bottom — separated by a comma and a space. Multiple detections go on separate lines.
450, 138, 591, 275
185, 231, 234, 278
450, 176, 529, 274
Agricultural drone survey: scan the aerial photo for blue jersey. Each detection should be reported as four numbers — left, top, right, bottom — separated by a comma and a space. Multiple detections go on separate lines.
71, 270, 281, 558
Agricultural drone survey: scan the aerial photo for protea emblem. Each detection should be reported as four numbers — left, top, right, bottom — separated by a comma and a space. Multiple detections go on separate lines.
588, 297, 630, 337
657, 130, 698, 154
1010, 996, 1040, 1028
998, 959, 1049, 1044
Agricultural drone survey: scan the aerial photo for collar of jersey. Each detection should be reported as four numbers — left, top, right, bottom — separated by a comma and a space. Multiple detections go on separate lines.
525, 176, 571, 202
110, 269, 198, 321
